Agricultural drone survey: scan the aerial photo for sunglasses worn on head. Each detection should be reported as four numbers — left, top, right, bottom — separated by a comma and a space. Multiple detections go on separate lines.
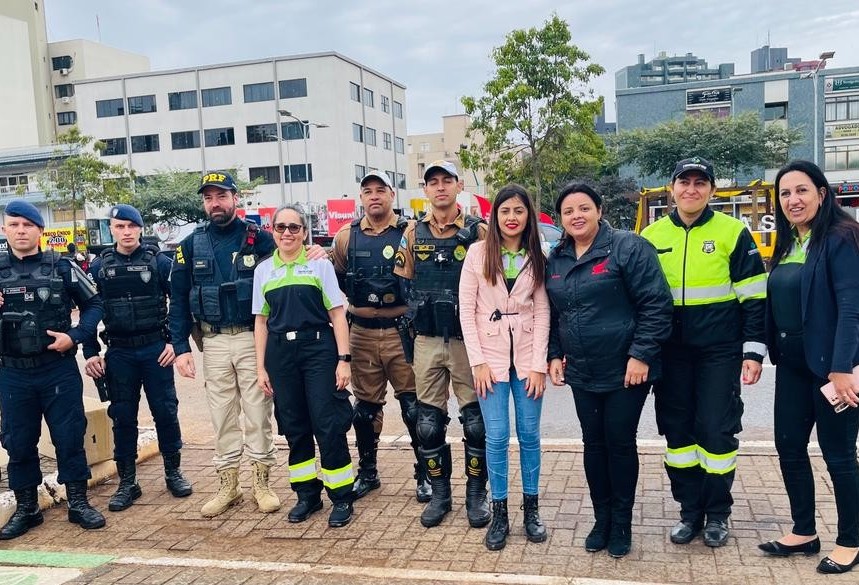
273, 222, 303, 234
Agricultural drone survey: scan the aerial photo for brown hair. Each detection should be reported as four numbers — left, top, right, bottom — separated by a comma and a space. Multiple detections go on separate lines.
483, 184, 545, 288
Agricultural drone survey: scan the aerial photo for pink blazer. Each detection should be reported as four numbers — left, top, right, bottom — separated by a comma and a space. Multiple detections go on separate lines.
458, 240, 550, 382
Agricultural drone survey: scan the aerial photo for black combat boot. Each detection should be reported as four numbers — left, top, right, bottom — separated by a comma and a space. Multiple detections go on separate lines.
399, 394, 432, 503
66, 481, 106, 530
607, 523, 632, 558
412, 450, 432, 503
419, 443, 452, 528
163, 452, 193, 497
523, 494, 547, 543
484, 499, 510, 551
352, 434, 381, 500
0, 487, 43, 540
464, 445, 490, 528
109, 458, 142, 511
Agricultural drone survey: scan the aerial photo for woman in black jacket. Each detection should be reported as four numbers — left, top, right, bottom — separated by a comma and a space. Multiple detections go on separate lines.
758, 160, 859, 574
546, 183, 673, 558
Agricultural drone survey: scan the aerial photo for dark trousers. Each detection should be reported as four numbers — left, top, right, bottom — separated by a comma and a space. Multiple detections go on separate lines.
0, 356, 91, 490
774, 341, 859, 546
654, 342, 743, 523
572, 384, 649, 526
266, 329, 354, 504
106, 340, 183, 461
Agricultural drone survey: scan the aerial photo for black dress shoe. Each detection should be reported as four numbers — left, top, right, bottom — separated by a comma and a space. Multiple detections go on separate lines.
327, 502, 353, 528
818, 550, 859, 574
670, 520, 703, 544
703, 519, 729, 547
758, 537, 820, 557
287, 498, 322, 523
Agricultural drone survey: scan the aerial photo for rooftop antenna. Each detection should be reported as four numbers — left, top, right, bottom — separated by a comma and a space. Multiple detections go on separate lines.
96, 14, 101, 42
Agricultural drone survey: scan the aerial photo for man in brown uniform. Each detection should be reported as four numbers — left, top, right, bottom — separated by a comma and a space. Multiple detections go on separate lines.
393, 160, 489, 528
331, 171, 431, 503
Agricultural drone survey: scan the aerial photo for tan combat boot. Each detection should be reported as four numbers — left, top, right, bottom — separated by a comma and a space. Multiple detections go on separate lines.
201, 468, 243, 518
252, 461, 281, 513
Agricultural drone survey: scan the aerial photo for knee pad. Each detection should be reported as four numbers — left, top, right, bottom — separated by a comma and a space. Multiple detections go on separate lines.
352, 400, 382, 428
397, 393, 419, 429
416, 403, 449, 450
459, 403, 485, 449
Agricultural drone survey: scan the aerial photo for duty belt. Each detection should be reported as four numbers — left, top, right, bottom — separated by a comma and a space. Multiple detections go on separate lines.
277, 327, 330, 342
349, 314, 399, 329
200, 322, 254, 336
0, 351, 67, 369
107, 330, 165, 348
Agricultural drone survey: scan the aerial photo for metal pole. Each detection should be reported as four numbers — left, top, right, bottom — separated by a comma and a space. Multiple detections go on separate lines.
302, 122, 312, 245
813, 72, 819, 165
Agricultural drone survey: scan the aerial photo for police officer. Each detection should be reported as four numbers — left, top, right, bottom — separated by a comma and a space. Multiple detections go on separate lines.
170, 172, 281, 518
83, 204, 192, 512
393, 160, 489, 528
331, 171, 430, 502
641, 157, 767, 547
0, 200, 105, 539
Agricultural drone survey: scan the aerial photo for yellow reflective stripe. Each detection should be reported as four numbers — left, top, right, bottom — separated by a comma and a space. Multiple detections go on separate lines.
664, 445, 700, 468
669, 284, 734, 304
321, 463, 354, 489
288, 458, 318, 483
697, 447, 737, 475
732, 275, 767, 302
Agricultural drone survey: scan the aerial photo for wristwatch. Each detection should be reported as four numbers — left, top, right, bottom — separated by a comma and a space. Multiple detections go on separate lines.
338, 354, 352, 362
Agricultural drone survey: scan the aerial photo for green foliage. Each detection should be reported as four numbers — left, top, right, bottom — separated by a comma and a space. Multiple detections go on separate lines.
461, 14, 605, 211
615, 111, 804, 182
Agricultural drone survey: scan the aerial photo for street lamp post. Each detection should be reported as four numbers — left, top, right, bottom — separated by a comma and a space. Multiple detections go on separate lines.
804, 51, 836, 165
278, 109, 328, 244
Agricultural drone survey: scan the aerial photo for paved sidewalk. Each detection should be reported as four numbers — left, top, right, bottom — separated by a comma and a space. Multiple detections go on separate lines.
0, 442, 852, 585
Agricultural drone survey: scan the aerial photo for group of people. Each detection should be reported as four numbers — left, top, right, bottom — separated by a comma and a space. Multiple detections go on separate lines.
0, 157, 857, 574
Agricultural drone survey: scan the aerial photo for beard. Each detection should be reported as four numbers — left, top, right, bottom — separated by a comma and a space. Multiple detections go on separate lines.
208, 207, 235, 225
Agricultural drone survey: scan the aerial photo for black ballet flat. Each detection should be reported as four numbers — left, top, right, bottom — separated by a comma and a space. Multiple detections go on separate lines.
817, 550, 859, 574
758, 537, 820, 557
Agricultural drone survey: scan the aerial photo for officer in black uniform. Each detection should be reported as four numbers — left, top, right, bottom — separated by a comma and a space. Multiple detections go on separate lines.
0, 200, 105, 540
83, 204, 192, 512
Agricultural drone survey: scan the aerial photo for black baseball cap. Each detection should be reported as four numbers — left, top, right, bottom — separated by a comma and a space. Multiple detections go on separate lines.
671, 157, 715, 184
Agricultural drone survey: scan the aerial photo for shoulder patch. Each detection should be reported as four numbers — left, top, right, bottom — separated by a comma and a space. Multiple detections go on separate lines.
399, 234, 408, 249
175, 245, 185, 264
394, 251, 405, 267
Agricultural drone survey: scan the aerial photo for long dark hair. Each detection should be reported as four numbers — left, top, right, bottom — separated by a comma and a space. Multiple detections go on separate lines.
771, 160, 859, 267
483, 184, 545, 287
554, 182, 603, 246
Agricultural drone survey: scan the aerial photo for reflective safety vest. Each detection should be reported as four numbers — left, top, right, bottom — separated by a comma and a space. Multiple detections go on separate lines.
346, 216, 407, 308
98, 244, 167, 337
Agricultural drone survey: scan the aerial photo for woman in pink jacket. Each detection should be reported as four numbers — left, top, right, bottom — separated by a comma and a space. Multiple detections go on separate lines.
459, 184, 550, 551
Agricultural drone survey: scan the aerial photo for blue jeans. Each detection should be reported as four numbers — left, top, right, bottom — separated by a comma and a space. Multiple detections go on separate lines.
477, 368, 543, 500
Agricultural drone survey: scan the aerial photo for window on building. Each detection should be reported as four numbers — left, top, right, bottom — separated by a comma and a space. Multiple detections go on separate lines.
355, 164, 366, 182
201, 87, 232, 107
825, 96, 859, 122
764, 102, 788, 121
396, 173, 406, 189
352, 123, 364, 143
279, 78, 307, 99
350, 82, 361, 102
0, 175, 29, 194
244, 82, 275, 103
54, 84, 74, 98
171, 130, 200, 150
825, 145, 859, 171
100, 137, 127, 156
52, 208, 76, 223
246, 123, 278, 144
127, 95, 156, 114
364, 88, 374, 108
417, 162, 425, 177
395, 137, 404, 154
131, 134, 160, 153
57, 111, 77, 126
385, 170, 395, 184
249, 166, 281, 185
393, 100, 403, 119
285, 163, 313, 183
52, 55, 72, 71
381, 95, 390, 113
383, 132, 392, 150
168, 90, 197, 111
365, 127, 377, 147
281, 121, 308, 140
420, 142, 431, 152
204, 127, 235, 147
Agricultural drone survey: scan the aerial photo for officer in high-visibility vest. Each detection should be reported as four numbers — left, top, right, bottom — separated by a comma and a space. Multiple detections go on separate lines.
641, 157, 767, 548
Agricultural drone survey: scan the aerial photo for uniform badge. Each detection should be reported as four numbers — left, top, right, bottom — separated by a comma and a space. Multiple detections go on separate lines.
25, 292, 34, 302
417, 253, 430, 261
454, 245, 466, 261
382, 245, 394, 259
702, 240, 716, 254
37, 287, 50, 301
382, 293, 396, 304
243, 255, 256, 268
368, 293, 379, 304
140, 270, 152, 283
394, 251, 405, 267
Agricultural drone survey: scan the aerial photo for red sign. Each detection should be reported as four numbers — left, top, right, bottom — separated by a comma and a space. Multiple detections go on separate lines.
258, 207, 276, 232
327, 199, 357, 235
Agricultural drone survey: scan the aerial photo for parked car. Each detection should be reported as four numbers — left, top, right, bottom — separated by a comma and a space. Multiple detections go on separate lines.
538, 222, 562, 256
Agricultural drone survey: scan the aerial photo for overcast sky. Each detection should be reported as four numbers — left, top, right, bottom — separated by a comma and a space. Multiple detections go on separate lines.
45, 0, 859, 134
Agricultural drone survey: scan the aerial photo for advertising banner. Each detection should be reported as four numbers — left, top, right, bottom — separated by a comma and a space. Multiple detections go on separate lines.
327, 199, 357, 235
40, 227, 87, 252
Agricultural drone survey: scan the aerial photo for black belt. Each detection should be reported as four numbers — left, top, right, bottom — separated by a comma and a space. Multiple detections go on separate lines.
276, 327, 330, 342
201, 322, 254, 335
107, 330, 165, 348
0, 351, 67, 369
349, 314, 399, 329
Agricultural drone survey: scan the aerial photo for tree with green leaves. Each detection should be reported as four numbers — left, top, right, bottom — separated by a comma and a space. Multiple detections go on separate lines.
38, 126, 134, 244
461, 14, 606, 212
615, 111, 803, 183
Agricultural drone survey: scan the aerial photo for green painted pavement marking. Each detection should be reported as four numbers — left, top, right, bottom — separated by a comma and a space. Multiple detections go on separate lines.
0, 550, 113, 569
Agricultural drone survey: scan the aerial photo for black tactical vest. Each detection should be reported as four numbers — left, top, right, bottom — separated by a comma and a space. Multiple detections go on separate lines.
0, 250, 72, 356
189, 220, 259, 326
98, 244, 167, 337
346, 216, 407, 308
411, 215, 483, 338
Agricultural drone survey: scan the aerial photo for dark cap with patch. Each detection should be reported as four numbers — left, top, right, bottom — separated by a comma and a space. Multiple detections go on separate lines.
109, 204, 144, 227
671, 157, 715, 184
198, 171, 238, 194
3, 199, 44, 228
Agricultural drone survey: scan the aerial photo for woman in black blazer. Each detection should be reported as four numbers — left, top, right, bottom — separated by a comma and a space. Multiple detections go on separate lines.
759, 160, 859, 574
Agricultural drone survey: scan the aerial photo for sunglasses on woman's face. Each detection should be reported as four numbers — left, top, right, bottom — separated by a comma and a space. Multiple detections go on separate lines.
273, 222, 303, 234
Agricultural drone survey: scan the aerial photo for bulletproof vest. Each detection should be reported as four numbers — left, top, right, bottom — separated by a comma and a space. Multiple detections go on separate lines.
98, 244, 167, 337
411, 215, 482, 338
346, 216, 407, 308
189, 220, 259, 326
0, 250, 72, 356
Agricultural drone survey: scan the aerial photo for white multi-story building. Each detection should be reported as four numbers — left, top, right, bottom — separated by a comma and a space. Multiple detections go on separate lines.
72, 52, 409, 215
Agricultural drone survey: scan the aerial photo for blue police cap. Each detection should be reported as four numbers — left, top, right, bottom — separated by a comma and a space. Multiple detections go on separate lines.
109, 204, 144, 227
198, 171, 238, 194
3, 199, 45, 228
